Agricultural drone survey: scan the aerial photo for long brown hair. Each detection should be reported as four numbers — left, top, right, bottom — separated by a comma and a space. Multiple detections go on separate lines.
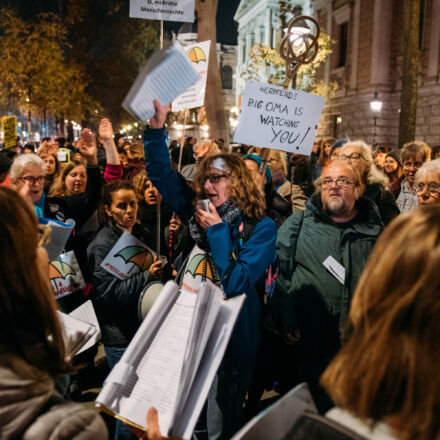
47, 159, 85, 197
0, 187, 69, 376
194, 153, 266, 218
321, 205, 440, 440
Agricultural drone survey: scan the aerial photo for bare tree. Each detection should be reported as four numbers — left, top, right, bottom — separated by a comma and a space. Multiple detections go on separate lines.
196, 0, 228, 143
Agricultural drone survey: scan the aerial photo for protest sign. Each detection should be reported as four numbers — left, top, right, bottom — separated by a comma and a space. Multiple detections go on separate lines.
129, 0, 194, 23
172, 41, 211, 112
100, 231, 157, 280
2, 115, 17, 149
233, 81, 325, 155
50, 251, 86, 300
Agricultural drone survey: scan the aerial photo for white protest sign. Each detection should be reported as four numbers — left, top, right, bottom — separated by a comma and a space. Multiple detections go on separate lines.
129, 0, 194, 23
172, 40, 211, 112
50, 251, 86, 300
233, 81, 325, 155
100, 231, 157, 280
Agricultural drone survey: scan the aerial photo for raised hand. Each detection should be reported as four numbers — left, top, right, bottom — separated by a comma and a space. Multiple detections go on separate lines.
99, 118, 114, 142
149, 99, 169, 129
77, 128, 98, 165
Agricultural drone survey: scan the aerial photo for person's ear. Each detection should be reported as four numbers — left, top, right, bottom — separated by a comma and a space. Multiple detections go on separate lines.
104, 205, 112, 218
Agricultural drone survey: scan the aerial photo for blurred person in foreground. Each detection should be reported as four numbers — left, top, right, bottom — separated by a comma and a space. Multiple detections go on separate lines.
319, 204, 440, 440
414, 159, 440, 206
269, 161, 383, 412
0, 187, 107, 439
337, 140, 399, 225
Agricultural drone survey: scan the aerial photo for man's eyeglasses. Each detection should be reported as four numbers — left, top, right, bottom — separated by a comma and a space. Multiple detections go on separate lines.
19, 176, 45, 185
333, 153, 364, 162
415, 182, 440, 193
198, 174, 228, 184
321, 178, 355, 189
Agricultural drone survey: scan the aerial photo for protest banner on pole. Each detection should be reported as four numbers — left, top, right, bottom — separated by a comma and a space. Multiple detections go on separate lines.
100, 231, 157, 280
129, 0, 194, 23
233, 81, 325, 156
172, 40, 211, 112
2, 115, 17, 149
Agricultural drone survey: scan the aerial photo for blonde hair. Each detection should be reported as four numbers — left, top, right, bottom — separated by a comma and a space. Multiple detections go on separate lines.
48, 160, 85, 197
322, 205, 440, 440
128, 141, 145, 161
194, 139, 220, 158
341, 140, 389, 187
194, 153, 266, 218
132, 170, 151, 201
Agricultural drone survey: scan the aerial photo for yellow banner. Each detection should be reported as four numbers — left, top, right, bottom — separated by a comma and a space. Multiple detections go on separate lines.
2, 115, 17, 149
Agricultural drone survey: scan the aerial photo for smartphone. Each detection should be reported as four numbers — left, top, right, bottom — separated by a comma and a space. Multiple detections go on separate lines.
197, 199, 210, 212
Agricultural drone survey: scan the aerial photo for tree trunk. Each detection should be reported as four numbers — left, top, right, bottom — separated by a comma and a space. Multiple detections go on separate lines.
398, 0, 421, 147
196, 0, 228, 145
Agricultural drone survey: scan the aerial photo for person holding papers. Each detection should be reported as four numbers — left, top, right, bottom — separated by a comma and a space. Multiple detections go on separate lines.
0, 187, 107, 439
144, 100, 277, 440
87, 180, 163, 440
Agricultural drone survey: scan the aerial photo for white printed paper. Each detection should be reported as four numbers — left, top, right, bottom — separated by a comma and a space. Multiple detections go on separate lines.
100, 231, 157, 280
122, 45, 200, 122
130, 0, 195, 23
233, 81, 325, 155
50, 251, 86, 299
44, 220, 75, 261
323, 256, 345, 285
69, 301, 101, 354
172, 40, 211, 111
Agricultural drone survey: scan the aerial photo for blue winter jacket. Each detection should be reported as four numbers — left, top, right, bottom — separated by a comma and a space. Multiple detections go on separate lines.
143, 127, 277, 374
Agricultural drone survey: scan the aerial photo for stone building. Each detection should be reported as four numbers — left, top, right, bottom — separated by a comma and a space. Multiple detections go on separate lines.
310, 0, 440, 148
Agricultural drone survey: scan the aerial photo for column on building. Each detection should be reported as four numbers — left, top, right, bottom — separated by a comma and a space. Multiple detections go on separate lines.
350, 0, 361, 90
265, 7, 272, 46
324, 3, 332, 85
245, 30, 252, 65
428, 0, 440, 78
238, 37, 245, 65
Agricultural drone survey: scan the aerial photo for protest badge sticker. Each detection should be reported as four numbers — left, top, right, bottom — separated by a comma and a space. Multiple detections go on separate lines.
1, 115, 17, 149
172, 40, 211, 112
50, 251, 86, 299
129, 0, 194, 23
100, 231, 157, 281
233, 81, 325, 155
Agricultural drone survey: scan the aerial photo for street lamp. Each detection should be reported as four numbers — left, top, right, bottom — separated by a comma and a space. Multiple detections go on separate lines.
370, 92, 383, 144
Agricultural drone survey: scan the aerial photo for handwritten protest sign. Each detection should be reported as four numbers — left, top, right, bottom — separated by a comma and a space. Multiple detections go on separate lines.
172, 41, 211, 112
100, 231, 157, 280
233, 81, 325, 155
129, 0, 194, 23
50, 251, 86, 299
2, 115, 17, 149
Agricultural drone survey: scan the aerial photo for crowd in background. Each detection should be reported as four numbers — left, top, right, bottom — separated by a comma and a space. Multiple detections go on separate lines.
1, 100, 440, 440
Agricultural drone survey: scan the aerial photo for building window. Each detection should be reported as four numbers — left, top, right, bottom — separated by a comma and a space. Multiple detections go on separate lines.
338, 22, 348, 67
221, 65, 233, 90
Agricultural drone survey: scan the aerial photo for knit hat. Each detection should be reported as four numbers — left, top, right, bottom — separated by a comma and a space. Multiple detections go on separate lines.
243, 154, 272, 184
386, 150, 401, 167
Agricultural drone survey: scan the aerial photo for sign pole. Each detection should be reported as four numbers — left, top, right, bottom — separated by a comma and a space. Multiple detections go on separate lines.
177, 108, 189, 173
160, 20, 164, 50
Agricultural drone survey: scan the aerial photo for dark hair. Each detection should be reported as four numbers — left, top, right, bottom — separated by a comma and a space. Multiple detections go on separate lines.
117, 147, 127, 155
23, 143, 35, 153
0, 187, 70, 376
41, 137, 51, 143
99, 180, 137, 224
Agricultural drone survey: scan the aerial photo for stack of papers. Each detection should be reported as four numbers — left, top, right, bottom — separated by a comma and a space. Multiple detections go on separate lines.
96, 281, 245, 439
122, 45, 200, 122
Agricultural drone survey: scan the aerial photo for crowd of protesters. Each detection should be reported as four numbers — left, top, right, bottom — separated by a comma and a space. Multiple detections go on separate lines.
0, 98, 440, 440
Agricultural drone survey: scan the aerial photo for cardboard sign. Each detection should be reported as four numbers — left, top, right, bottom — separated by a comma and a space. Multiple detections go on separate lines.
129, 0, 194, 23
233, 81, 325, 155
100, 231, 157, 280
172, 41, 211, 111
2, 115, 17, 149
50, 251, 86, 299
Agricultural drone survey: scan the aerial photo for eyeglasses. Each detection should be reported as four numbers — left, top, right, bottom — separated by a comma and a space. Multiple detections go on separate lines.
321, 178, 355, 189
19, 176, 45, 185
403, 161, 423, 170
414, 182, 440, 193
198, 174, 228, 184
333, 153, 364, 162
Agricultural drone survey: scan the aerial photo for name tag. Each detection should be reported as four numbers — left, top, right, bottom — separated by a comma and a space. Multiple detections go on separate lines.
323, 256, 345, 285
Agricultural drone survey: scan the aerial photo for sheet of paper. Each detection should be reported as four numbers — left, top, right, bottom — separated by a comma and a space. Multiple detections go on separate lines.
231, 383, 317, 440
172, 294, 246, 440
129, 0, 195, 23
44, 220, 75, 260
57, 311, 99, 356
233, 81, 325, 155
100, 231, 157, 280
322, 255, 345, 285
69, 300, 101, 354
115, 292, 197, 434
122, 45, 200, 122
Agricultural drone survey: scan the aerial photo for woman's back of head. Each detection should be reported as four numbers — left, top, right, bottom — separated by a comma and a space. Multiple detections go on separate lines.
322, 205, 440, 440
0, 187, 68, 377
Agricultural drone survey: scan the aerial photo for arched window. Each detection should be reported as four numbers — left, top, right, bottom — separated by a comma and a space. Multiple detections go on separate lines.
221, 65, 233, 90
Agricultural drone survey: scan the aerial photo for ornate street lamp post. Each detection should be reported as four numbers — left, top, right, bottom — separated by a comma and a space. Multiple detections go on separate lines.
370, 92, 383, 144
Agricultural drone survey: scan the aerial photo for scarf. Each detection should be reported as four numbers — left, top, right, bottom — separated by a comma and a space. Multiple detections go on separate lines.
188, 200, 241, 251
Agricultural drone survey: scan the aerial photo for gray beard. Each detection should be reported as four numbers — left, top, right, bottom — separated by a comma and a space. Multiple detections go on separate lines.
324, 197, 348, 216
